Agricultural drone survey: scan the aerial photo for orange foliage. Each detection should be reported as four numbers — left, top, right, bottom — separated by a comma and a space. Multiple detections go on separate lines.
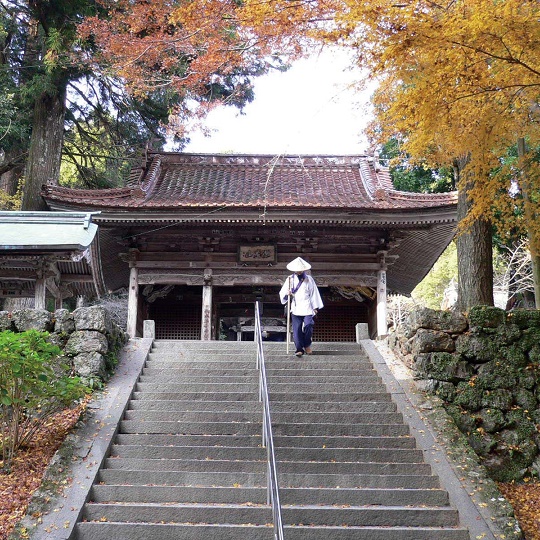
327, 0, 540, 239
79, 0, 338, 133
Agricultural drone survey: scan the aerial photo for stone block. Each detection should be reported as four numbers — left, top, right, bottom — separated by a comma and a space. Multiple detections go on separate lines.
73, 351, 106, 379
54, 308, 75, 334
468, 305, 506, 329
11, 308, 53, 332
0, 311, 12, 331
412, 328, 455, 354
409, 307, 468, 333
65, 330, 109, 356
74, 306, 112, 334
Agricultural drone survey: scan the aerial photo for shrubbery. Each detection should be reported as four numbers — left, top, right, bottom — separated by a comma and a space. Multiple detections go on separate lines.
0, 330, 89, 471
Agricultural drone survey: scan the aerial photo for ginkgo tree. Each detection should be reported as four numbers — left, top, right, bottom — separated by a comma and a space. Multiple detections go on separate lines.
326, 0, 540, 309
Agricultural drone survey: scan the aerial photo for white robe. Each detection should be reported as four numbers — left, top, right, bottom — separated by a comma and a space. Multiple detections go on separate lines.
279, 274, 324, 316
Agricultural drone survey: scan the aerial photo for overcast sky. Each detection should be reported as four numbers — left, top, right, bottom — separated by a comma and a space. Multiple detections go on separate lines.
183, 48, 375, 156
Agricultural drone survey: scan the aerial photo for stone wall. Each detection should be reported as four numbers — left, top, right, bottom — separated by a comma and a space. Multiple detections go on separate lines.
388, 305, 540, 482
0, 306, 128, 385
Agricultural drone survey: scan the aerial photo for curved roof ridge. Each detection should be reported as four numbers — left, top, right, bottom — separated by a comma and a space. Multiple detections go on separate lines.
387, 189, 458, 202
141, 156, 162, 196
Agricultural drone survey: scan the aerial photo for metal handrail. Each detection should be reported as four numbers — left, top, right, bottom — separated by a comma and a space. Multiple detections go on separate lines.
254, 301, 285, 540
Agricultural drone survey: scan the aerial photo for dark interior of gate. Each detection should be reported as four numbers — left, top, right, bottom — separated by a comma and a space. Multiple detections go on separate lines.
146, 285, 372, 341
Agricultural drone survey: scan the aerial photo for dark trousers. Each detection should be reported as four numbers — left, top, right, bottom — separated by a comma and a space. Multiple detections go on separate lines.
291, 314, 315, 353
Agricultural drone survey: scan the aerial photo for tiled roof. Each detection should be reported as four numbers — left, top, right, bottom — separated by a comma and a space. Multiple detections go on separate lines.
43, 153, 457, 212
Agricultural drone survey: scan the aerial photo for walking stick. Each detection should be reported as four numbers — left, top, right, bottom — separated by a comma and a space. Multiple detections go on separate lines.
286, 276, 291, 354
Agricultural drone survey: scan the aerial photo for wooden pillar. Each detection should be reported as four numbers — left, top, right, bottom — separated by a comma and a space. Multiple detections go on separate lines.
201, 269, 213, 341
377, 252, 388, 338
127, 264, 139, 338
34, 277, 46, 310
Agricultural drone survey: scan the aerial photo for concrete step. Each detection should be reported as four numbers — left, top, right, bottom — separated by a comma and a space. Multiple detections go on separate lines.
278, 472, 440, 489
151, 340, 360, 351
113, 433, 416, 449
268, 392, 392, 402
271, 423, 410, 437
104, 458, 266, 473
115, 433, 263, 447
267, 383, 388, 393
128, 400, 263, 412
75, 522, 469, 540
111, 444, 267, 461
127, 399, 396, 413
75, 522, 275, 540
138, 373, 382, 385
132, 391, 257, 401
111, 444, 424, 466
123, 410, 264, 423
83, 502, 460, 528
138, 374, 258, 384
145, 360, 257, 370
119, 419, 409, 436
105, 458, 430, 477
142, 366, 258, 376
145, 358, 373, 369
147, 352, 256, 362
123, 410, 405, 425
134, 382, 259, 393
98, 469, 440, 489
274, 434, 417, 449
90, 485, 450, 507
98, 469, 266, 487
119, 420, 261, 435
265, 368, 378, 376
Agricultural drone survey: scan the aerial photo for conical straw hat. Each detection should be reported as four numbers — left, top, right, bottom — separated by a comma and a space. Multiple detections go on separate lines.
286, 257, 312, 272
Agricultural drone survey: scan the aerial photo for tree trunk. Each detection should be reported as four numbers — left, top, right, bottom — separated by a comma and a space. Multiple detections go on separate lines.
21, 85, 67, 211
454, 158, 494, 311
0, 153, 24, 197
517, 138, 540, 308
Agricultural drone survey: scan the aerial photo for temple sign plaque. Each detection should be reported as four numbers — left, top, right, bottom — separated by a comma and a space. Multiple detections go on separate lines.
238, 245, 276, 264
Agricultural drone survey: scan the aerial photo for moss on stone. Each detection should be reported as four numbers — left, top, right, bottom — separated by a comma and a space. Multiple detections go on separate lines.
417, 351, 473, 382
468, 430, 498, 456
480, 388, 514, 410
519, 328, 540, 353
476, 361, 519, 390
469, 305, 506, 329
435, 381, 457, 402
505, 409, 538, 441
494, 324, 522, 346
445, 404, 477, 432
475, 407, 507, 433
507, 309, 540, 330
514, 388, 538, 411
455, 332, 502, 363
454, 381, 484, 410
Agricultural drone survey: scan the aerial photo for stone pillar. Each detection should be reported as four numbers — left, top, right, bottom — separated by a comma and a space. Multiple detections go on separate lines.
377, 252, 388, 338
201, 269, 213, 341
34, 277, 46, 310
127, 264, 139, 338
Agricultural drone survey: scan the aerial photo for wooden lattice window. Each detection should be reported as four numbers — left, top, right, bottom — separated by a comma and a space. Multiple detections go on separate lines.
314, 305, 367, 342
149, 294, 201, 340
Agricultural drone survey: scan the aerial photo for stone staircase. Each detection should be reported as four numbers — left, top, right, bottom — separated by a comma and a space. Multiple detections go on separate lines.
74, 340, 470, 540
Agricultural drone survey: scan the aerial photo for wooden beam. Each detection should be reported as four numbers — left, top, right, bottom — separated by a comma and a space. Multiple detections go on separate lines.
0, 270, 37, 280
127, 265, 139, 338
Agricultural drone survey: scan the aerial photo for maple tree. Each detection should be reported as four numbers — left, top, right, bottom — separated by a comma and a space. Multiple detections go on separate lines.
0, 0, 338, 210
327, 0, 540, 309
